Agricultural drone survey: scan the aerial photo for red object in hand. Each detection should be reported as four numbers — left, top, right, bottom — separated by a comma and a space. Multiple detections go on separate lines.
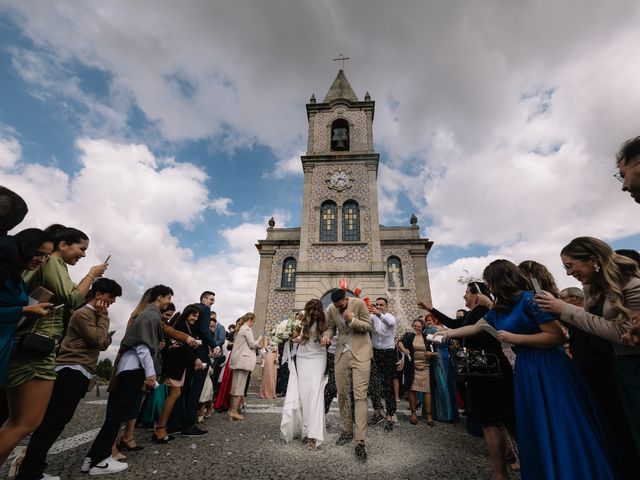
363, 296, 371, 308
353, 287, 362, 297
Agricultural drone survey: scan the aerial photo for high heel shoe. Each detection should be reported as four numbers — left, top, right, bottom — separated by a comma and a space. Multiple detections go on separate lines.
228, 410, 244, 421
151, 426, 173, 444
117, 437, 144, 451
409, 413, 418, 425
425, 412, 435, 427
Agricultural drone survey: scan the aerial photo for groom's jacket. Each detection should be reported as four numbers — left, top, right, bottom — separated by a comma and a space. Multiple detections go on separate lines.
323, 297, 372, 364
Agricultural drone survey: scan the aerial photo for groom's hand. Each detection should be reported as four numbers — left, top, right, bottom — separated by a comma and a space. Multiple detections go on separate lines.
320, 335, 331, 346
343, 310, 353, 323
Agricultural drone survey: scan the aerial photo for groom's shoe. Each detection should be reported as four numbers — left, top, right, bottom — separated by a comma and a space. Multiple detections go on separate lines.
355, 443, 367, 462
336, 432, 353, 446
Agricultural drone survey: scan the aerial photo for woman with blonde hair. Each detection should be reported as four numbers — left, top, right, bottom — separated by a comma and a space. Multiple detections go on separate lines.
259, 334, 278, 400
228, 313, 258, 421
441, 259, 620, 479
537, 236, 640, 462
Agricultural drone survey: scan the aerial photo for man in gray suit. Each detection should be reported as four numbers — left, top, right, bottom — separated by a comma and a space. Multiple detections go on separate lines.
321, 288, 372, 461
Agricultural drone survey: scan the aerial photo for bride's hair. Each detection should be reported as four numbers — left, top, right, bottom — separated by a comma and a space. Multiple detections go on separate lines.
300, 299, 327, 345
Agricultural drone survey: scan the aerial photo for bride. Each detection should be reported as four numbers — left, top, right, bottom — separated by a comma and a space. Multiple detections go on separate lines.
280, 299, 328, 449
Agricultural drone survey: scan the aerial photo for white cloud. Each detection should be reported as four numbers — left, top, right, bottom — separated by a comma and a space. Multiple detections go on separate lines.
209, 197, 233, 216
2, 1, 640, 327
268, 152, 304, 179
0, 136, 22, 169
0, 137, 261, 357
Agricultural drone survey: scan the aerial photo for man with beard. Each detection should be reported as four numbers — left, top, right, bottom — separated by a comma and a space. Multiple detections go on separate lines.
321, 288, 372, 461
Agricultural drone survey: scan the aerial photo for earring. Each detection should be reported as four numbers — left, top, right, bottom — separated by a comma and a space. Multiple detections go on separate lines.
594, 264, 601, 273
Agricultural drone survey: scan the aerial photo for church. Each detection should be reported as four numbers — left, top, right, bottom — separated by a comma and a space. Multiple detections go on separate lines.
253, 69, 434, 334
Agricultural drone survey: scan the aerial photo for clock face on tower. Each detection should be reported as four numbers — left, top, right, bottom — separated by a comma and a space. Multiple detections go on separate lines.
327, 170, 352, 191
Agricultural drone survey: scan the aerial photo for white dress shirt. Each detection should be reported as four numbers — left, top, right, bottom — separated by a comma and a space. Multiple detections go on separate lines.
371, 312, 397, 349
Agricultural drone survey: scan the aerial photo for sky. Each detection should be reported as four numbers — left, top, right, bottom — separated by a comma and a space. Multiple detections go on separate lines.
1, 1, 639, 355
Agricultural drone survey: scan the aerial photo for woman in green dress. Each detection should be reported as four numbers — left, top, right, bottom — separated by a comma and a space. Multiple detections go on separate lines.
0, 224, 107, 465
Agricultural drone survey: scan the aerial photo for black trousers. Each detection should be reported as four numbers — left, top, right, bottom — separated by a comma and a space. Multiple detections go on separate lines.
211, 355, 225, 395
87, 369, 145, 466
181, 365, 207, 431
370, 348, 397, 416
17, 368, 90, 480
324, 352, 337, 414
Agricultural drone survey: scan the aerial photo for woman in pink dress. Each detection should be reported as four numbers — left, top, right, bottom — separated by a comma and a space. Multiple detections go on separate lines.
259, 336, 278, 399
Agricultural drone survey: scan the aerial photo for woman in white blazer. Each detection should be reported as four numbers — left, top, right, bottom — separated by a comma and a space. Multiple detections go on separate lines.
228, 313, 258, 421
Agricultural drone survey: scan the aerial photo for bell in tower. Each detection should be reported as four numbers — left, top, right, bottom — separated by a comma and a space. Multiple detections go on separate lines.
331, 119, 349, 151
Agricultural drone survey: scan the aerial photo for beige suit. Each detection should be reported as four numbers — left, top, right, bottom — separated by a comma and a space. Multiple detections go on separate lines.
229, 325, 258, 372
324, 297, 372, 441
229, 325, 258, 396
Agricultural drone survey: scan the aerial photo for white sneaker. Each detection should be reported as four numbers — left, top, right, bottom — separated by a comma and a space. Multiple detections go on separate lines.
88, 456, 128, 476
392, 414, 399, 427
80, 457, 91, 474
40, 474, 60, 480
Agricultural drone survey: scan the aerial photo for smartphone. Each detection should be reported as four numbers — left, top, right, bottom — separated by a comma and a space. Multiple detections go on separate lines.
531, 277, 543, 295
29, 286, 54, 303
104, 255, 111, 264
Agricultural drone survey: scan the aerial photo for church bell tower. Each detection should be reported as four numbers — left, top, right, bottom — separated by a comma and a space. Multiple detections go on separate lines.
253, 69, 433, 336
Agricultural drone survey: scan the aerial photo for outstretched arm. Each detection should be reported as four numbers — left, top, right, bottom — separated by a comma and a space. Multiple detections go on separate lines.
498, 320, 565, 348
439, 319, 487, 339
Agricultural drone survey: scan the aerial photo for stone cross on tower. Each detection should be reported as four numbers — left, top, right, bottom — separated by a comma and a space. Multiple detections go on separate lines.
332, 54, 350, 70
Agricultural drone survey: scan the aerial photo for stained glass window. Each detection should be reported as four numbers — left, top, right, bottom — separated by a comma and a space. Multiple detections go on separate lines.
342, 200, 360, 241
281, 257, 296, 288
387, 256, 404, 287
320, 201, 337, 241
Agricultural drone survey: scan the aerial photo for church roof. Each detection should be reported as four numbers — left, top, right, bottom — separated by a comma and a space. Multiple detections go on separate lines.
322, 69, 358, 102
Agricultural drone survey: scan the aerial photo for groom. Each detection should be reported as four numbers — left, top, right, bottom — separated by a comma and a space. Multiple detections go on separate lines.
321, 288, 372, 461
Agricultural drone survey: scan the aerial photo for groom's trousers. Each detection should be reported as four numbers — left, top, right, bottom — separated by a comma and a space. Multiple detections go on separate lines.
334, 350, 371, 442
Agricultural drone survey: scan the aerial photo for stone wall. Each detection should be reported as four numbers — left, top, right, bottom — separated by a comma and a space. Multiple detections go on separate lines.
263, 248, 298, 332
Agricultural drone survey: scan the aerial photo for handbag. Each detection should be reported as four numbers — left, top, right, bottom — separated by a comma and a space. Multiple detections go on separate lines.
450, 347, 502, 379
18, 332, 56, 357
17, 314, 56, 358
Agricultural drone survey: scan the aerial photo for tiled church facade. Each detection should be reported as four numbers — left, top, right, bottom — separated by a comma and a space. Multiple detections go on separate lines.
253, 70, 433, 336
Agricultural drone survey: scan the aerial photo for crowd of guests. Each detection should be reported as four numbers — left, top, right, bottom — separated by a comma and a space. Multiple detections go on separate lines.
0, 186, 263, 477
0, 135, 638, 478
269, 136, 640, 478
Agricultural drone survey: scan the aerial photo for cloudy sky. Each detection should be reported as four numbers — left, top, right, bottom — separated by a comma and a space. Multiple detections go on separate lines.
1, 1, 639, 352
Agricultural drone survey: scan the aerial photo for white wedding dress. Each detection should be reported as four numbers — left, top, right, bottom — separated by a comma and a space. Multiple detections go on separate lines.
280, 324, 327, 445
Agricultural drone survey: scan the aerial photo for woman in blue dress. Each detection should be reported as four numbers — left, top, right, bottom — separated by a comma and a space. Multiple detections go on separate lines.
0, 228, 54, 383
439, 259, 619, 480
424, 318, 458, 423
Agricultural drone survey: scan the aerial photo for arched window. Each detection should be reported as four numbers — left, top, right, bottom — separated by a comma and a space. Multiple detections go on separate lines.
281, 257, 296, 288
387, 256, 404, 287
342, 200, 360, 241
331, 119, 349, 151
320, 201, 337, 241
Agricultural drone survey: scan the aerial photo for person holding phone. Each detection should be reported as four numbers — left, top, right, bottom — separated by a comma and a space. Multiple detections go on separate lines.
0, 224, 107, 468
16, 278, 122, 480
0, 228, 53, 384
439, 260, 620, 480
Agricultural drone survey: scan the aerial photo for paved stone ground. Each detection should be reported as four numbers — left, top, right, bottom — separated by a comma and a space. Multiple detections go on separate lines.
2, 389, 521, 480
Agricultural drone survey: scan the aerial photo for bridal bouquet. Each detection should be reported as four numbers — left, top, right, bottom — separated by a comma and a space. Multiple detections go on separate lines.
269, 314, 301, 344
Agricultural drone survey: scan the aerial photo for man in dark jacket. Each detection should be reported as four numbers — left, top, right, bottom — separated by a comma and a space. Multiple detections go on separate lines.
179, 291, 215, 436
